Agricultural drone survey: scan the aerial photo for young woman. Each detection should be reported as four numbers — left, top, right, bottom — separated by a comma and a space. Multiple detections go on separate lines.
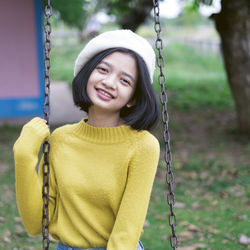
14, 30, 160, 250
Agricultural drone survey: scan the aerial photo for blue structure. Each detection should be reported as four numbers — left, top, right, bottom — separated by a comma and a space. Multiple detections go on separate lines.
0, 0, 45, 119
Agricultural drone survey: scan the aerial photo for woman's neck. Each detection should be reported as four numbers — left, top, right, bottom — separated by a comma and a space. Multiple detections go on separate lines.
87, 107, 124, 128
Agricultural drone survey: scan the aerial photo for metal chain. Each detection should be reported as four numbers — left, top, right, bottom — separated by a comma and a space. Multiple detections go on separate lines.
42, 1, 52, 249
152, 0, 178, 249
41, 1, 176, 249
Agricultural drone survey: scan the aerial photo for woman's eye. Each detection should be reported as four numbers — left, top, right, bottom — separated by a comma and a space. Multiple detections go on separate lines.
97, 67, 108, 73
121, 78, 130, 85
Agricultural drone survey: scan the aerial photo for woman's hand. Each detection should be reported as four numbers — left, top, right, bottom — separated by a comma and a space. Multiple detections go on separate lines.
22, 117, 50, 141
13, 117, 51, 159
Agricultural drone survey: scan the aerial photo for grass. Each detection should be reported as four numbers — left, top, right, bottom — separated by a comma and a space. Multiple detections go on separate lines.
0, 126, 50, 249
50, 44, 83, 84
142, 157, 250, 250
1, 35, 249, 249
153, 43, 233, 111
1, 123, 249, 249
51, 39, 233, 112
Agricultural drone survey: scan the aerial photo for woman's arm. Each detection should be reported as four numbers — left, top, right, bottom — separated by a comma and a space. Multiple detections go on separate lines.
107, 132, 160, 250
13, 117, 57, 235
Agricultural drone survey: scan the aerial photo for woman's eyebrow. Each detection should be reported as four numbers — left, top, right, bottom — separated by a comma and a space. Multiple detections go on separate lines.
100, 60, 135, 82
121, 72, 135, 82
100, 61, 112, 68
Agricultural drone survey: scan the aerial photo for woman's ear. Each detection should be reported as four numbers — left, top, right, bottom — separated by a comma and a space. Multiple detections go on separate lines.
126, 99, 136, 108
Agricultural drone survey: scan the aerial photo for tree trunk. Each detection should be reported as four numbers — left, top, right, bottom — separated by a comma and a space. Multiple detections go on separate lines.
211, 0, 250, 134
118, 0, 154, 31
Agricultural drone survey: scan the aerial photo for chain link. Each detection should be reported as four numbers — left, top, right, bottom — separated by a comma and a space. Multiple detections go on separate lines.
152, 0, 178, 249
42, 141, 50, 250
42, 1, 52, 249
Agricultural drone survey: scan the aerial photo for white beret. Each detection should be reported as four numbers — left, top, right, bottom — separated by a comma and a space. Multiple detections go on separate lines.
74, 29, 156, 82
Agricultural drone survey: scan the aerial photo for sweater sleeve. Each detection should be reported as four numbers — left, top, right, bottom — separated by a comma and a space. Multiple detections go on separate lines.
107, 132, 160, 250
13, 117, 57, 236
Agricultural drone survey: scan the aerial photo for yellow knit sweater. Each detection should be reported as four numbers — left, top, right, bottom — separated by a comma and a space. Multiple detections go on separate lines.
13, 117, 160, 250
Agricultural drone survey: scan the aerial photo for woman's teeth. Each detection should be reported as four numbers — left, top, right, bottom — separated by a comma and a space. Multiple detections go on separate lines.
97, 89, 113, 98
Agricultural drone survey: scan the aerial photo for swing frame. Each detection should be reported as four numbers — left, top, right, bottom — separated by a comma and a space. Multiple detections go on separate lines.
42, 1, 178, 249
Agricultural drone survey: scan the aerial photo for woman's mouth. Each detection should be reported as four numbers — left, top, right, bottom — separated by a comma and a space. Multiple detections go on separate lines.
96, 88, 114, 100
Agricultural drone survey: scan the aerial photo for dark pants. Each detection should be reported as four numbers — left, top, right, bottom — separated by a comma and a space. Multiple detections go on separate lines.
56, 240, 144, 250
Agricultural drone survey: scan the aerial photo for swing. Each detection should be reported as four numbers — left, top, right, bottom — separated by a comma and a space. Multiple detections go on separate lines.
42, 1, 178, 249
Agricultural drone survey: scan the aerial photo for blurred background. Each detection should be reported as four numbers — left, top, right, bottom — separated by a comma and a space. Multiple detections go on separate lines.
0, 0, 249, 249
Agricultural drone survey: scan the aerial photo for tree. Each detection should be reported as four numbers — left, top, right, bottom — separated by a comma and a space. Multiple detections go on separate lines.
104, 0, 155, 31
210, 0, 250, 134
44, 0, 88, 29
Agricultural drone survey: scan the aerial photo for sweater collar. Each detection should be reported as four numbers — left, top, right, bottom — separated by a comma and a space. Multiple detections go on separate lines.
73, 118, 136, 144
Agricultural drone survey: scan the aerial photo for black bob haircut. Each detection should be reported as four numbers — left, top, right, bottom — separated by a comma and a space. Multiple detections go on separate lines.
72, 47, 160, 131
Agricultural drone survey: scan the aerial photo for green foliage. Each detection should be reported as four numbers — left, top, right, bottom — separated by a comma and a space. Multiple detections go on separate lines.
184, 0, 200, 13
42, 0, 218, 31
95, 0, 134, 23
182, 0, 214, 13
43, 0, 88, 29
175, 11, 209, 26
94, 0, 164, 27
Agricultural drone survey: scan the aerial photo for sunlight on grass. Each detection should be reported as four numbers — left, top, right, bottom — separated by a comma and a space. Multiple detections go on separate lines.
153, 43, 233, 110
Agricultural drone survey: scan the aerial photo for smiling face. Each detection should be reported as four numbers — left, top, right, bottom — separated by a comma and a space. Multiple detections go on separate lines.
86, 51, 138, 117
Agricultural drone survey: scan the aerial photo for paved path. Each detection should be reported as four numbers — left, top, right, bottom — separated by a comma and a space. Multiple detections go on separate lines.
49, 82, 86, 125
0, 82, 86, 126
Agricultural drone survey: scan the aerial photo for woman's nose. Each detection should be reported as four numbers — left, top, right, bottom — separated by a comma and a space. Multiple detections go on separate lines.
102, 74, 117, 89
